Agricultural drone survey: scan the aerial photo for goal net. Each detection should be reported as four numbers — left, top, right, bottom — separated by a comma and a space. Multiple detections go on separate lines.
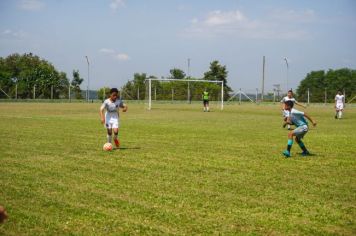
145, 79, 224, 110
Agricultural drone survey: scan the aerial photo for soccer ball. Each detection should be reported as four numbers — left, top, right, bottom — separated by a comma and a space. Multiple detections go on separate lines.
103, 143, 113, 151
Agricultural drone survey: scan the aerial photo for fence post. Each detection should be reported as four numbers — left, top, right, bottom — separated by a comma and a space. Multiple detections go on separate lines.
33, 85, 36, 99
68, 86, 71, 102
239, 88, 242, 105
324, 88, 327, 105
307, 88, 310, 105
15, 84, 18, 99
51, 85, 53, 100
171, 88, 174, 103
256, 88, 258, 103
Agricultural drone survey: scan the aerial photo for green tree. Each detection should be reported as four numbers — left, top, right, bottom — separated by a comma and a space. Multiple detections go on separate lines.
71, 70, 84, 99
0, 53, 69, 99
169, 68, 186, 80
296, 68, 356, 102
97, 87, 111, 101
203, 60, 232, 100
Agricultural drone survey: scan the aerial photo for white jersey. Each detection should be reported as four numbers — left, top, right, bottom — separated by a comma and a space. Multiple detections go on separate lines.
335, 94, 344, 104
335, 94, 344, 110
101, 98, 124, 129
281, 96, 297, 104
281, 96, 297, 117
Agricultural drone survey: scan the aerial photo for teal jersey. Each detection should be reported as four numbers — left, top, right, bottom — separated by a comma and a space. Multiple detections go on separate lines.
290, 108, 308, 127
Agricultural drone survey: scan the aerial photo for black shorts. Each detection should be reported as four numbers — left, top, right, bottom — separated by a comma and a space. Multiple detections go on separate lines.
203, 100, 209, 105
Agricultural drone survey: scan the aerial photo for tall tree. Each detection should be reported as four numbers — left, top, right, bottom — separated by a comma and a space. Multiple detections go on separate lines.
0, 53, 69, 99
169, 68, 186, 80
71, 70, 83, 99
296, 68, 356, 102
203, 60, 232, 100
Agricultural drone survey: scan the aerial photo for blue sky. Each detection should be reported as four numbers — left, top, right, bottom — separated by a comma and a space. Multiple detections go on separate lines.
1, 0, 355, 92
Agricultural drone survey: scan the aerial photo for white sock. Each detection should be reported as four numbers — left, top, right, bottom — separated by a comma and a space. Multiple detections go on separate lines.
107, 135, 112, 143
207, 107, 209, 111
114, 134, 118, 141
339, 111, 342, 118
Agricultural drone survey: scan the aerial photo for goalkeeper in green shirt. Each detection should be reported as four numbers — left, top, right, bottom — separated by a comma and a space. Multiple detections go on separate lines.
202, 90, 210, 112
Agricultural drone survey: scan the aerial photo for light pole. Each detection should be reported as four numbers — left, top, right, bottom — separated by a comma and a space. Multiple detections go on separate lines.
284, 57, 289, 92
187, 58, 191, 103
85, 56, 90, 102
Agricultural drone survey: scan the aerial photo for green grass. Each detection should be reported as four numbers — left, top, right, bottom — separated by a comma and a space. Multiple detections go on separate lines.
0, 102, 355, 235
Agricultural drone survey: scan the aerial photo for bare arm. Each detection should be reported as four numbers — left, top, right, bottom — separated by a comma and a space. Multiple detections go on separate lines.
304, 112, 317, 127
100, 104, 105, 124
295, 101, 307, 108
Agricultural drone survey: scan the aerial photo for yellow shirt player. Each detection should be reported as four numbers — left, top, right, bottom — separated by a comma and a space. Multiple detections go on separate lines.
202, 90, 210, 112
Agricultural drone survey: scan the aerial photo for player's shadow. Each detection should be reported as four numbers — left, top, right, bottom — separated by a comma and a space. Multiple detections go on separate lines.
114, 147, 141, 151
297, 153, 317, 157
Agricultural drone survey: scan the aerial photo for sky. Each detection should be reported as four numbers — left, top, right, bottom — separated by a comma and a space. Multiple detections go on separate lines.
1, 0, 356, 92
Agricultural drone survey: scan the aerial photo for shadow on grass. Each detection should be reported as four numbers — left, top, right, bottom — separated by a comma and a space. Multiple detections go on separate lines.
114, 147, 141, 151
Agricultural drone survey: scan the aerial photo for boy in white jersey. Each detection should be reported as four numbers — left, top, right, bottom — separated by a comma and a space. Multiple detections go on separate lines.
100, 88, 128, 148
282, 101, 317, 158
334, 91, 345, 119
280, 90, 306, 130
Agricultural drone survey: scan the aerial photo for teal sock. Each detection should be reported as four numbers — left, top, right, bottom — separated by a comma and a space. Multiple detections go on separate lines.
298, 141, 308, 152
287, 139, 293, 152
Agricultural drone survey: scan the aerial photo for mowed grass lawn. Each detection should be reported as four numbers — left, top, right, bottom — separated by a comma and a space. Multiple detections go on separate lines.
0, 102, 355, 235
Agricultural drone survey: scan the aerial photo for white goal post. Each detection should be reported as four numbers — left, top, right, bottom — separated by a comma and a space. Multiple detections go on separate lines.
145, 78, 224, 110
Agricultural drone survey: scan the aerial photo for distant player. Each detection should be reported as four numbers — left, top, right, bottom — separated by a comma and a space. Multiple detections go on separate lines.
100, 88, 128, 148
334, 91, 345, 119
202, 89, 210, 112
280, 90, 306, 129
282, 100, 317, 158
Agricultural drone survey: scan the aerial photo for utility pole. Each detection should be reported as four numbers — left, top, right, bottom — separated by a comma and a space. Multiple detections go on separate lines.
261, 56, 265, 101
284, 57, 289, 92
85, 56, 90, 102
187, 58, 191, 103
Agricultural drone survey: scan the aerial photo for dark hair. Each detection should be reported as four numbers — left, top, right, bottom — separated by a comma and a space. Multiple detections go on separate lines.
110, 88, 119, 94
285, 100, 294, 108
288, 90, 293, 93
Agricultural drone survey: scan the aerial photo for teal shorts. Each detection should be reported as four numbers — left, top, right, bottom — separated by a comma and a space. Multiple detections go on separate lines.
293, 125, 308, 139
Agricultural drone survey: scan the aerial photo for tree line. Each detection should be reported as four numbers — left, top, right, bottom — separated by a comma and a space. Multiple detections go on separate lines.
296, 68, 356, 102
118, 60, 233, 101
1, 53, 355, 102
0, 53, 84, 99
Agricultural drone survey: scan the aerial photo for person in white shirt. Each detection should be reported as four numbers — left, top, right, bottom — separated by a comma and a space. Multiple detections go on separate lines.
100, 88, 128, 148
334, 91, 345, 119
280, 90, 306, 130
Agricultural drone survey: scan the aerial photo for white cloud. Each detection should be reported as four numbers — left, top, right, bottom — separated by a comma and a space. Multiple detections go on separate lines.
1, 29, 27, 39
184, 9, 316, 40
19, 0, 45, 11
204, 10, 247, 26
115, 53, 130, 61
110, 0, 125, 11
99, 48, 115, 54
99, 48, 130, 61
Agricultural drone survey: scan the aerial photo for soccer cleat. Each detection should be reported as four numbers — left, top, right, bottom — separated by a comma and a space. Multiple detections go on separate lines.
283, 150, 291, 158
114, 139, 120, 148
301, 151, 310, 156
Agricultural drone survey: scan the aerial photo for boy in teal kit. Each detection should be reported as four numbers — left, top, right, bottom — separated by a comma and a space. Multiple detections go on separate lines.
283, 101, 317, 157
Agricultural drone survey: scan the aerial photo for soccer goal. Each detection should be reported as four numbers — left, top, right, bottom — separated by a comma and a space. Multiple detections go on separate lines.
145, 78, 224, 110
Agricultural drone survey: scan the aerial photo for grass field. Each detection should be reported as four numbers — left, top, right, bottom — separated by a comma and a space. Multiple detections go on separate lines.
0, 102, 355, 235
